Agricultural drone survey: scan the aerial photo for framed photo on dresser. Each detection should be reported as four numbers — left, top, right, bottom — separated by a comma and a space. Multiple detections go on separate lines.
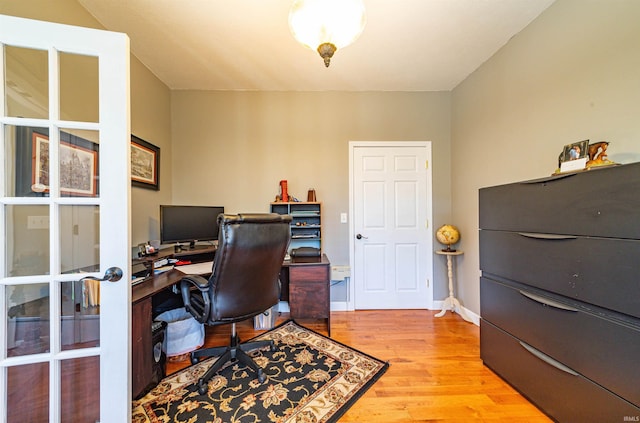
559, 139, 588, 173
561, 139, 588, 163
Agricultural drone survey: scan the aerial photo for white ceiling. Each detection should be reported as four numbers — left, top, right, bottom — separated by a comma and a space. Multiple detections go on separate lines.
78, 0, 554, 92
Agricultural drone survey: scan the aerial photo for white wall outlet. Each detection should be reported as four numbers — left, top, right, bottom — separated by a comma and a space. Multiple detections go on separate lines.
340, 212, 347, 223
27, 215, 49, 230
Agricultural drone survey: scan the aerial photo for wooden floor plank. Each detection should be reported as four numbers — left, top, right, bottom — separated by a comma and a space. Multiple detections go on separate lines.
166, 309, 551, 422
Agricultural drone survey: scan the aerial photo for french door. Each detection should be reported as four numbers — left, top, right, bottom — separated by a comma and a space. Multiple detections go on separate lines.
349, 142, 433, 310
0, 15, 131, 422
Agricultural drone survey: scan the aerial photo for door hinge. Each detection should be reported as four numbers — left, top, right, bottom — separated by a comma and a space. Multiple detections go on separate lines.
425, 220, 429, 229
426, 279, 430, 288
425, 160, 429, 169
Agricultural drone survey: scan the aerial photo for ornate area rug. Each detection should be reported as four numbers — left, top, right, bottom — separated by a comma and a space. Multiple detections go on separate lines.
132, 320, 388, 423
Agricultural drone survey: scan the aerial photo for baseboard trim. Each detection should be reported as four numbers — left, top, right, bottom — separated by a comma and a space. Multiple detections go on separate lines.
330, 301, 349, 311
431, 300, 480, 326
279, 300, 480, 326
279, 301, 351, 313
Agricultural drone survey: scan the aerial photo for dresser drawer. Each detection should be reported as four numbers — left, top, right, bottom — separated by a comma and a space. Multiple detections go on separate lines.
481, 277, 640, 406
480, 230, 640, 318
479, 162, 640, 238
481, 320, 640, 422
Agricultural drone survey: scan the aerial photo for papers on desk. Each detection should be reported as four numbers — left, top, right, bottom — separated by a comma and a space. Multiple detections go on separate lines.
154, 265, 175, 275
131, 276, 149, 286
83, 279, 100, 307
176, 261, 213, 275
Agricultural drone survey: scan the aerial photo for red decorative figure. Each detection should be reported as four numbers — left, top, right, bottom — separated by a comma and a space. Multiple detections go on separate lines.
280, 180, 288, 202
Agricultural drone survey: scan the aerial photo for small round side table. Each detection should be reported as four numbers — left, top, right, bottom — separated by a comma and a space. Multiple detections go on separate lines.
434, 250, 472, 322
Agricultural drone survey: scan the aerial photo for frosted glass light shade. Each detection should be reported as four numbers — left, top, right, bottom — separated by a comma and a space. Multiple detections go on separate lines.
289, 0, 366, 67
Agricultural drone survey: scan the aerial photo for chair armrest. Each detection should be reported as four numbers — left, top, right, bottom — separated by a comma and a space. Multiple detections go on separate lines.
180, 275, 210, 323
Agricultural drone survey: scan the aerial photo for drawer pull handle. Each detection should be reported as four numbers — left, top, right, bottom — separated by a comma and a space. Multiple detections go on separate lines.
519, 341, 579, 376
519, 290, 579, 312
517, 232, 577, 240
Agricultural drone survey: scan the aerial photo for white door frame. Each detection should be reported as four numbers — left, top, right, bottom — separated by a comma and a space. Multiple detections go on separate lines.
348, 141, 433, 311
0, 15, 131, 422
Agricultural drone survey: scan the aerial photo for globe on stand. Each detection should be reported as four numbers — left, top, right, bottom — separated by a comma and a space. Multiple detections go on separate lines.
436, 224, 460, 252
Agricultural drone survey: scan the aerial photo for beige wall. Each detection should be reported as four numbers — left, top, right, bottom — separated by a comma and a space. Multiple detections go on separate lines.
0, 0, 173, 250
451, 0, 640, 314
170, 91, 453, 296
9, 0, 639, 312
129, 57, 173, 246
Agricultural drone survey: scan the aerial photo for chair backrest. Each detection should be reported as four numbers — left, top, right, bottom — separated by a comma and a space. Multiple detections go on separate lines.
207, 213, 291, 323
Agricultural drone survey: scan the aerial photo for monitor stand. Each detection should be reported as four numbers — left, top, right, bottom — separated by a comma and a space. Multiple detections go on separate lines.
174, 241, 211, 252
190, 244, 212, 251
174, 242, 192, 252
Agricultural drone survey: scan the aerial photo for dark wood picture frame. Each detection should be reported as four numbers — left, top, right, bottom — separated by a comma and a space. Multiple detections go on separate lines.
131, 135, 160, 190
15, 127, 99, 197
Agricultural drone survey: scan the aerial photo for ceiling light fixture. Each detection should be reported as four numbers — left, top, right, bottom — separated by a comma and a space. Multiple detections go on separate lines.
288, 0, 366, 68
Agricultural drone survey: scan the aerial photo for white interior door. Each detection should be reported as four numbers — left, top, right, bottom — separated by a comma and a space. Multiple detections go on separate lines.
349, 142, 432, 309
0, 15, 131, 422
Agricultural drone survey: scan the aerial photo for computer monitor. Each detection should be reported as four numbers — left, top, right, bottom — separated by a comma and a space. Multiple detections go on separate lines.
159, 205, 224, 249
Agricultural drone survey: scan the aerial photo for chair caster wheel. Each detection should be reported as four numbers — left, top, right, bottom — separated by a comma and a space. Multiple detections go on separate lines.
257, 370, 266, 383
269, 343, 277, 352
190, 354, 199, 365
197, 379, 207, 395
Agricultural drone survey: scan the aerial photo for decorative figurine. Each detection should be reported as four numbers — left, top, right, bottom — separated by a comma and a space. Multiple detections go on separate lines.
588, 141, 608, 161
586, 141, 616, 168
275, 180, 292, 202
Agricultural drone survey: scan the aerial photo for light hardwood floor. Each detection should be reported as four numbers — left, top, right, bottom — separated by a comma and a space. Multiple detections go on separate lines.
167, 309, 552, 422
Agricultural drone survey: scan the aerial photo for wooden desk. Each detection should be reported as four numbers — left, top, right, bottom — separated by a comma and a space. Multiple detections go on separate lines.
131, 252, 331, 398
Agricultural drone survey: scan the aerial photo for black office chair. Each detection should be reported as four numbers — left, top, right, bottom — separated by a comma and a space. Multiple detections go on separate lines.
180, 213, 291, 394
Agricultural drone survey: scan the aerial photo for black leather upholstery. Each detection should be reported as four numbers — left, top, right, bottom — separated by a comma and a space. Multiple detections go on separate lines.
180, 213, 291, 393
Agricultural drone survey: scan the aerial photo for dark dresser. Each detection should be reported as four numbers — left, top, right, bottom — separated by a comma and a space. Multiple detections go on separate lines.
479, 162, 640, 422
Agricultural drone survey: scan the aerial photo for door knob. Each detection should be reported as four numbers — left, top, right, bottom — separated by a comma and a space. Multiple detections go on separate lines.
80, 266, 123, 283
356, 234, 368, 240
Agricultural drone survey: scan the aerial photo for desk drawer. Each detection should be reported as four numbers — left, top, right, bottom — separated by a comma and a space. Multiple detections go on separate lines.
479, 162, 640, 238
481, 277, 640, 406
289, 266, 329, 319
289, 280, 329, 319
481, 320, 640, 422
480, 230, 640, 318
289, 265, 329, 282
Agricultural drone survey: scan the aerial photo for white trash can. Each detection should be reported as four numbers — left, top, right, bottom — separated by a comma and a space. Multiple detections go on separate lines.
253, 306, 278, 330
155, 307, 204, 358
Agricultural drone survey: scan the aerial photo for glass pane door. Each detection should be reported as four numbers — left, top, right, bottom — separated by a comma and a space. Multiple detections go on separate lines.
1, 15, 131, 422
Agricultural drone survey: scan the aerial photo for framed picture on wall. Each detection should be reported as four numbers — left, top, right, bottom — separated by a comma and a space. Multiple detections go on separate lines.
32, 132, 99, 196
14, 127, 99, 197
131, 135, 160, 190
